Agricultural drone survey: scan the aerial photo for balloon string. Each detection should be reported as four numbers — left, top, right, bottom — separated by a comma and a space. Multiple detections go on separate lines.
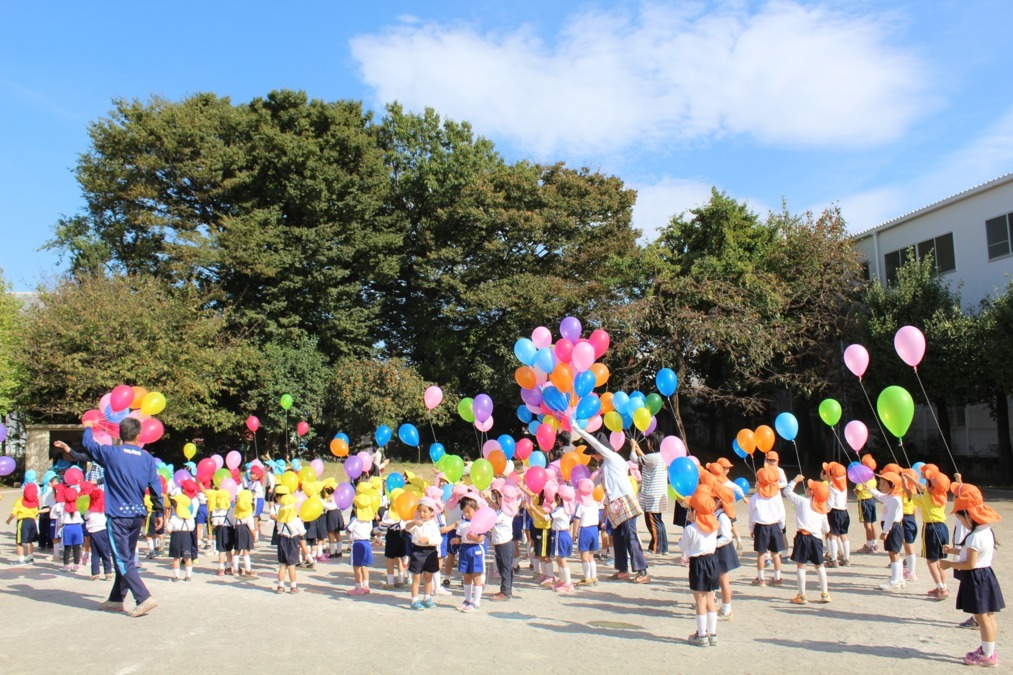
897, 439, 912, 469
858, 380, 902, 467
913, 369, 960, 475
829, 426, 847, 461
791, 440, 802, 473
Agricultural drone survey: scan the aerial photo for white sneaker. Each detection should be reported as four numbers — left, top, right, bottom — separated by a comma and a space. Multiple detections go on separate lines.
879, 579, 905, 591
436, 586, 453, 596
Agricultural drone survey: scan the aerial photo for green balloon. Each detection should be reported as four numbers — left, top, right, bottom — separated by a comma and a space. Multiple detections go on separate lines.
645, 393, 664, 416
280, 394, 293, 410
471, 458, 493, 491
213, 468, 230, 487
877, 386, 915, 439
76, 495, 90, 513
443, 455, 465, 483
818, 398, 842, 427
457, 397, 475, 424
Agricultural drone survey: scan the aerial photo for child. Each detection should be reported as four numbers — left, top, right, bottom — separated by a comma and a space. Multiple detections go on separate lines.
949, 477, 981, 629
381, 501, 407, 588
870, 471, 905, 590
166, 493, 195, 581
272, 486, 305, 594
209, 488, 236, 576
38, 473, 58, 552
783, 474, 831, 604
899, 466, 920, 581
322, 482, 344, 559
489, 483, 520, 601
550, 484, 576, 593
441, 484, 467, 588
50, 483, 64, 563
713, 482, 741, 620
854, 454, 879, 553
195, 482, 210, 549
521, 483, 554, 586
60, 487, 85, 572
450, 493, 486, 612
234, 489, 257, 578
749, 467, 785, 587
6, 482, 39, 566
83, 487, 112, 580
346, 494, 375, 596
903, 466, 951, 599
680, 485, 720, 647
142, 490, 162, 559
573, 478, 600, 587
426, 486, 451, 595
245, 465, 266, 536
406, 497, 442, 610
940, 486, 1004, 667
823, 462, 850, 567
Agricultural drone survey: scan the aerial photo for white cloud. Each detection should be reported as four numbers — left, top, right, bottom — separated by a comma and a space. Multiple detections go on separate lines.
631, 177, 773, 242
350, 2, 928, 157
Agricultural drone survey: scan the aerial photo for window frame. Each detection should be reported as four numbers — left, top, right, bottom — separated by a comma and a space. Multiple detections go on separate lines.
986, 213, 1012, 261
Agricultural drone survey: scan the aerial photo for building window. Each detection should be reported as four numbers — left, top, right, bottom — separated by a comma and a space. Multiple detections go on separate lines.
860, 261, 871, 281
883, 232, 955, 284
883, 248, 911, 284
986, 213, 1012, 260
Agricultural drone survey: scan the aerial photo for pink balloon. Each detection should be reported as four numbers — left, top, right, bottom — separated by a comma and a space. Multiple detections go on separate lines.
211, 454, 224, 470
137, 418, 164, 444
93, 431, 113, 445
659, 435, 686, 465
843, 344, 870, 379
81, 409, 103, 425
295, 491, 307, 509
482, 440, 501, 458
588, 329, 610, 359
225, 450, 242, 470
296, 421, 310, 437
531, 326, 552, 350
535, 424, 556, 451
310, 458, 324, 477
524, 466, 547, 494
534, 368, 548, 386
571, 342, 596, 372
220, 478, 238, 501
469, 506, 497, 535
553, 338, 574, 364
475, 416, 494, 433
423, 386, 443, 411
687, 456, 700, 467
110, 384, 134, 412
844, 420, 869, 452
99, 392, 112, 413
609, 431, 625, 450
246, 415, 260, 432
895, 325, 926, 368
586, 415, 603, 433
515, 438, 534, 460
357, 451, 373, 473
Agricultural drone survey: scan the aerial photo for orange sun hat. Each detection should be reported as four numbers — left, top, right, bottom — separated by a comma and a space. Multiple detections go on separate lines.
688, 485, 718, 534
756, 467, 780, 498
807, 480, 829, 514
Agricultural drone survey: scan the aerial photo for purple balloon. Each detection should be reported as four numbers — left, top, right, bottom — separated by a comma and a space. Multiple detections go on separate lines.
520, 387, 542, 407
0, 423, 7, 443
0, 455, 15, 476
172, 469, 193, 487
570, 464, 591, 485
335, 482, 355, 510
645, 416, 657, 436
473, 394, 494, 423
344, 456, 363, 481
847, 461, 874, 484
560, 316, 582, 342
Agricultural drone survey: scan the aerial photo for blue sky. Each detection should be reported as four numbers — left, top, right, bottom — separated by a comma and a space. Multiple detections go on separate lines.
2, 0, 1013, 291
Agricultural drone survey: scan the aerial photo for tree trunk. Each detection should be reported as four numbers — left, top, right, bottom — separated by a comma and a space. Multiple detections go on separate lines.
934, 396, 952, 465
996, 392, 1013, 483
672, 392, 687, 444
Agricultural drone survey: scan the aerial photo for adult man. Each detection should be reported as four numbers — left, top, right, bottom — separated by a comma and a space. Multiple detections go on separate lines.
55, 417, 162, 617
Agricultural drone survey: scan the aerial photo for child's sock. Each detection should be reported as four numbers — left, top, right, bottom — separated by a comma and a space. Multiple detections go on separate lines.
173, 567, 180, 578
706, 611, 717, 635
905, 554, 916, 573
147, 539, 155, 553
695, 614, 707, 636
757, 568, 765, 581
17, 555, 24, 564
362, 578, 369, 589
590, 559, 597, 579
433, 571, 442, 587
562, 567, 571, 586
722, 602, 732, 614
424, 592, 432, 602
890, 561, 902, 583
796, 568, 807, 595
411, 594, 419, 604
329, 542, 337, 555
866, 539, 875, 549
581, 561, 590, 580
464, 584, 473, 604
937, 581, 946, 590
983, 642, 996, 658
817, 566, 828, 594
842, 540, 850, 560
387, 573, 395, 585
828, 539, 838, 561
291, 582, 298, 589
244, 554, 251, 572
473, 584, 484, 607
218, 561, 225, 571
185, 564, 193, 579
773, 570, 781, 581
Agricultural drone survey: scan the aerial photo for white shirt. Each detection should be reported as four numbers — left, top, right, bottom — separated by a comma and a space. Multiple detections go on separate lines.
62, 510, 83, 525
783, 482, 829, 540
277, 518, 306, 538
85, 511, 107, 533
716, 510, 734, 548
679, 522, 717, 557
489, 510, 514, 546
574, 503, 600, 528
444, 505, 461, 528
724, 478, 745, 501
748, 493, 785, 527
550, 506, 570, 532
960, 526, 996, 569
573, 426, 631, 499
775, 467, 788, 489
347, 517, 372, 541
244, 478, 265, 500
827, 485, 848, 510
456, 519, 479, 543
953, 520, 971, 553
870, 489, 903, 526
167, 514, 195, 532
408, 519, 442, 547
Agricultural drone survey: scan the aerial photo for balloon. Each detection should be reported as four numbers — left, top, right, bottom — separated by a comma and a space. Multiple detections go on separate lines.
515, 367, 537, 390
398, 423, 420, 447
298, 495, 323, 522
560, 316, 582, 342
603, 411, 623, 433
541, 386, 567, 413
655, 368, 678, 397
137, 418, 164, 444
553, 338, 574, 365
572, 370, 595, 399
660, 436, 687, 465
357, 451, 373, 473
844, 420, 868, 452
609, 431, 626, 450
76, 494, 91, 512
754, 425, 775, 453
732, 438, 747, 459
532, 347, 555, 374
774, 412, 799, 441
560, 452, 578, 480
734, 477, 750, 499
374, 425, 392, 447
818, 399, 842, 427
63, 466, 83, 486
475, 416, 494, 432
482, 439, 501, 459
736, 429, 756, 455
130, 386, 148, 410
895, 325, 926, 368
588, 329, 610, 358
140, 392, 166, 416
81, 409, 103, 426
469, 506, 497, 535
211, 454, 224, 469
296, 421, 310, 437
570, 342, 595, 372
443, 455, 465, 483
213, 468, 230, 487
847, 461, 874, 484
550, 364, 574, 393
495, 435, 515, 460
457, 398, 475, 423
110, 384, 134, 412
632, 407, 651, 432
173, 469, 192, 487
471, 458, 494, 490
180, 442, 196, 460
531, 326, 552, 349
473, 394, 494, 423
335, 482, 355, 510
576, 394, 601, 420
344, 456, 363, 481
668, 457, 699, 498
911, 461, 927, 485
226, 450, 242, 470
423, 386, 444, 411
279, 394, 293, 410
310, 459, 324, 478
514, 338, 537, 365
386, 473, 405, 493
524, 466, 548, 493
395, 491, 419, 521
0, 456, 14, 476
535, 424, 556, 451
590, 363, 610, 388
103, 404, 128, 424
645, 393, 663, 416
429, 443, 445, 463
529, 451, 547, 469
488, 450, 508, 475
844, 344, 870, 379
515, 438, 533, 460
197, 457, 215, 476
329, 438, 349, 457
279, 471, 298, 493
877, 385, 915, 438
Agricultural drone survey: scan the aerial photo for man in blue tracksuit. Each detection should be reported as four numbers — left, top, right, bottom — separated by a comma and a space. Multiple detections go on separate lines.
55, 416, 162, 617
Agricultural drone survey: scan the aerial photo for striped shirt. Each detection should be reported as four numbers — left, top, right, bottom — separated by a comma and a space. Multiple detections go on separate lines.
637, 453, 668, 513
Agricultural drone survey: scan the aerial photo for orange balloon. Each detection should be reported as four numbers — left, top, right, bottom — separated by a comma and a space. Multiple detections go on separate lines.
592, 484, 605, 502
754, 425, 776, 453
329, 438, 349, 457
488, 450, 508, 475
395, 491, 419, 520
590, 363, 610, 388
130, 386, 148, 410
550, 363, 574, 393
600, 392, 615, 414
574, 445, 591, 465
560, 452, 578, 480
514, 366, 536, 390
736, 429, 756, 455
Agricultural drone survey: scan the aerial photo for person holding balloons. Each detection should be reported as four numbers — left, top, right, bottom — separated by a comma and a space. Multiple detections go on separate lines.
322, 482, 345, 559
271, 485, 305, 594
854, 454, 880, 554
165, 493, 196, 581
234, 490, 258, 578
549, 484, 577, 593
573, 479, 601, 586
870, 471, 907, 591
902, 466, 952, 599
782, 475, 832, 605
209, 487, 237, 577
346, 494, 375, 596
748, 467, 785, 587
632, 433, 669, 556
712, 480, 740, 621
488, 483, 520, 602
679, 485, 721, 647
406, 497, 442, 610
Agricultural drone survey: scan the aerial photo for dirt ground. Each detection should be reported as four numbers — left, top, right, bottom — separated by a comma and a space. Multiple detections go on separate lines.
1, 488, 1010, 674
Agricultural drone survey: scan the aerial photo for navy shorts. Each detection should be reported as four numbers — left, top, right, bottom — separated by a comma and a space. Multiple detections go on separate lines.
18, 518, 38, 545
689, 553, 720, 592
883, 522, 903, 553
384, 529, 408, 559
530, 528, 553, 558
409, 546, 440, 574
552, 530, 573, 558
789, 532, 824, 566
859, 499, 876, 524
352, 540, 373, 567
235, 525, 255, 551
443, 530, 459, 557
169, 531, 193, 560
277, 537, 300, 566
828, 508, 850, 536
902, 514, 918, 544
922, 522, 949, 561
753, 523, 785, 554
512, 515, 524, 541
578, 525, 600, 552
457, 543, 485, 574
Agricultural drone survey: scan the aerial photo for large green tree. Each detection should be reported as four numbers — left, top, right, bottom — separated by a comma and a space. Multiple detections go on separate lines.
0, 273, 25, 415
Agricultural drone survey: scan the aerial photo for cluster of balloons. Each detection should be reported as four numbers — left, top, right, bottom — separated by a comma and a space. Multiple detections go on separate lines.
82, 384, 167, 446
329, 432, 351, 458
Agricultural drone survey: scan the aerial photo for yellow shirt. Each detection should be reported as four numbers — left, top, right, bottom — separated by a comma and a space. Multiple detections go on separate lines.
854, 478, 876, 500
902, 492, 916, 516
10, 497, 39, 521
529, 499, 551, 530
911, 493, 947, 523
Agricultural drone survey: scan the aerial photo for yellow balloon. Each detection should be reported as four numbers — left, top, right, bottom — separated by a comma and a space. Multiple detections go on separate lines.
389, 487, 404, 503
370, 491, 381, 513
298, 467, 315, 485
300, 496, 324, 522
603, 411, 623, 433
183, 443, 197, 460
630, 476, 639, 494
633, 407, 651, 432
140, 391, 166, 416
544, 416, 561, 431
280, 471, 299, 493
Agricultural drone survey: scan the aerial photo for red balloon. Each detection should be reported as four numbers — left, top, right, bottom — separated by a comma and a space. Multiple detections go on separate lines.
297, 421, 309, 437
81, 409, 103, 425
535, 424, 556, 452
137, 418, 164, 444
110, 384, 135, 412
515, 438, 534, 460
588, 329, 610, 359
246, 415, 260, 433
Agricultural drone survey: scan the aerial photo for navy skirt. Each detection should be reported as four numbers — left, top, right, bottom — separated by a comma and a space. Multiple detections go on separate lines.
689, 552, 720, 592
789, 532, 824, 566
883, 522, 903, 553
169, 531, 193, 560
828, 509, 850, 536
715, 542, 740, 573
235, 525, 255, 551
385, 529, 408, 559
956, 567, 1005, 615
325, 508, 344, 533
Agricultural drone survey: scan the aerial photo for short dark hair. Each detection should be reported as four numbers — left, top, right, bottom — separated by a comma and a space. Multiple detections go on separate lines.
460, 497, 477, 511
120, 417, 142, 443
646, 431, 665, 452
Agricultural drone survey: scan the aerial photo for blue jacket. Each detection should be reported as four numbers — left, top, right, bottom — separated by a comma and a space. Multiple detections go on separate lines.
81, 428, 163, 518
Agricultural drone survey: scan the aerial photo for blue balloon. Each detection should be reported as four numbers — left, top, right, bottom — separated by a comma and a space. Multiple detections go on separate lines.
774, 413, 799, 441
514, 338, 537, 365
620, 411, 634, 430
542, 385, 568, 413
429, 443, 446, 463
334, 432, 350, 445
573, 370, 596, 398
442, 484, 454, 502
386, 473, 405, 492
529, 451, 547, 468
656, 368, 678, 397
497, 435, 516, 460
911, 461, 927, 485
290, 458, 301, 471
375, 425, 393, 447
103, 404, 129, 424
527, 420, 541, 435
732, 439, 747, 459
533, 347, 555, 374
668, 457, 699, 498
398, 423, 420, 447
575, 393, 601, 420
517, 405, 533, 424
627, 393, 646, 414
611, 392, 630, 415
733, 477, 750, 500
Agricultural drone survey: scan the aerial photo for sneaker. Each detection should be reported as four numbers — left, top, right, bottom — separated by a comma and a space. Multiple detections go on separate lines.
963, 647, 998, 667
90, 574, 101, 581
791, 594, 807, 605
489, 592, 510, 601
275, 586, 286, 594
361, 587, 371, 595
127, 597, 158, 618
632, 573, 651, 584
687, 632, 709, 647
751, 578, 767, 586
717, 609, 733, 621
458, 602, 475, 613
8, 560, 26, 567
770, 578, 783, 587
225, 568, 234, 576
184, 576, 192, 582
145, 551, 156, 560
383, 583, 397, 590
591, 578, 599, 586
99, 600, 125, 612
442, 579, 451, 588
237, 569, 246, 577
825, 560, 838, 569
708, 634, 718, 647
27, 557, 35, 565
926, 588, 940, 599
410, 600, 425, 611
436, 586, 453, 596
607, 572, 630, 581
422, 598, 437, 609
346, 587, 366, 596
603, 557, 614, 566
63, 565, 71, 572
959, 617, 980, 629
289, 587, 301, 594
936, 587, 950, 600
879, 580, 905, 591
839, 559, 850, 567
172, 577, 180, 583
819, 592, 832, 603
316, 556, 327, 562
554, 583, 574, 593
903, 570, 916, 581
